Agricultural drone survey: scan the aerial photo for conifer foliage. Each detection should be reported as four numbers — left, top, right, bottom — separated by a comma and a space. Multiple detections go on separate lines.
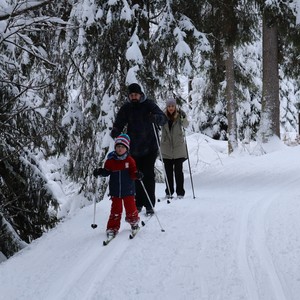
0, 0, 67, 258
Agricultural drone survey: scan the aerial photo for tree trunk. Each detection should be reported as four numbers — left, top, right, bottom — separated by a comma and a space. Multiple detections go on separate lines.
260, 16, 280, 142
225, 44, 238, 153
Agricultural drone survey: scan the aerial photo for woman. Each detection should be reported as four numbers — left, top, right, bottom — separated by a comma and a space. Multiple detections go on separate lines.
160, 98, 189, 199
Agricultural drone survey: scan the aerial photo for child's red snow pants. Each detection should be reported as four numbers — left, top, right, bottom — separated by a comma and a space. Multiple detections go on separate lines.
106, 196, 139, 233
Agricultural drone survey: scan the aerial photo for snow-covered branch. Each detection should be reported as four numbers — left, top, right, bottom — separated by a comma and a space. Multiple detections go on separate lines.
0, 1, 52, 21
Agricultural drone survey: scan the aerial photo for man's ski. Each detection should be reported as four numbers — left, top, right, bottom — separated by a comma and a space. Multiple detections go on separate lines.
157, 196, 173, 204
141, 213, 153, 226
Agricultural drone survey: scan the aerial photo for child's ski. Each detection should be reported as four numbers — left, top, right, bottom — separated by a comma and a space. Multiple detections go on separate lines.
104, 215, 153, 244
129, 227, 140, 239
103, 227, 140, 245
103, 235, 116, 246
129, 213, 153, 239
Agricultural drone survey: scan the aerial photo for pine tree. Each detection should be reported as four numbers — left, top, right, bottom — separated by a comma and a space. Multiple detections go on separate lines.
62, 0, 208, 198
255, 0, 300, 142
182, 1, 259, 146
0, 0, 66, 258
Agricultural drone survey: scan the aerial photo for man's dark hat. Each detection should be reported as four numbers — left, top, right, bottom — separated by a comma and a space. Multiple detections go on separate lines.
128, 83, 143, 95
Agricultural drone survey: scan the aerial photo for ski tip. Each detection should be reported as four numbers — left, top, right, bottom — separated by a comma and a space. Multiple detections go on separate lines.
141, 221, 146, 226
103, 237, 114, 246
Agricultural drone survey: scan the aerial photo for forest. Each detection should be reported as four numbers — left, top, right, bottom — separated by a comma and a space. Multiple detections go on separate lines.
1, 0, 300, 259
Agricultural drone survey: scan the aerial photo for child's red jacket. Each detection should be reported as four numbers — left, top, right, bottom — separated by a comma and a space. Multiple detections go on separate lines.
102, 151, 138, 198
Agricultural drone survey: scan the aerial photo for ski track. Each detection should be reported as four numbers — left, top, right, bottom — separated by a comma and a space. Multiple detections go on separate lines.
52, 162, 296, 299
237, 193, 287, 300
1, 144, 300, 299
198, 155, 294, 300
93, 201, 207, 300
236, 196, 261, 300
252, 196, 287, 300
54, 213, 154, 300
230, 157, 299, 300
54, 232, 131, 300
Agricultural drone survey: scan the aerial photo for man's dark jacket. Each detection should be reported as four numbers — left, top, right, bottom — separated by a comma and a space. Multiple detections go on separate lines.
111, 97, 167, 157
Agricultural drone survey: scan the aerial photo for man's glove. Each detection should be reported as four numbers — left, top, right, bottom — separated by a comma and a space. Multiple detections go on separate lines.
135, 171, 144, 181
110, 127, 119, 139
148, 113, 156, 123
93, 168, 104, 178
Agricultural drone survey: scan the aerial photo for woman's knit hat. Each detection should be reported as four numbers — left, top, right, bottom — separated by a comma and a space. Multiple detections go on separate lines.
115, 134, 130, 150
166, 98, 176, 106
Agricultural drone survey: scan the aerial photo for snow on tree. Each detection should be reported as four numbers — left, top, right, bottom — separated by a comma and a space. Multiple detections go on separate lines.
0, 0, 69, 258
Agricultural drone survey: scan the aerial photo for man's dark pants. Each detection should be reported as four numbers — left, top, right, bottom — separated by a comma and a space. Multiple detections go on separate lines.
133, 151, 157, 210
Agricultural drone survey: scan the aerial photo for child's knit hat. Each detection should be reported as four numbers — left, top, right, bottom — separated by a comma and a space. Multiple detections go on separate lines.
115, 134, 130, 150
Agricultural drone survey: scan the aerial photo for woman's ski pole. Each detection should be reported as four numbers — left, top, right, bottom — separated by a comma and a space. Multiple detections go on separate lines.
152, 123, 172, 202
183, 128, 196, 199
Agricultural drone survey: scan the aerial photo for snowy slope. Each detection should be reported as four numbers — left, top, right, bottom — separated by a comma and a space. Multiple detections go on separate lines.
1, 134, 300, 300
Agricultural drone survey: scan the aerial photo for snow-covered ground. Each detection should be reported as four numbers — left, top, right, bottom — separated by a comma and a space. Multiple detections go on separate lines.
1, 133, 300, 300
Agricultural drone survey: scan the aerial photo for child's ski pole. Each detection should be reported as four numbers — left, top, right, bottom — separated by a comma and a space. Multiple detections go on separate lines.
91, 194, 97, 229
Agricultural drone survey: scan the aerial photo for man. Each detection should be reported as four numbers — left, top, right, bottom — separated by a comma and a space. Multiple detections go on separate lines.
111, 83, 167, 215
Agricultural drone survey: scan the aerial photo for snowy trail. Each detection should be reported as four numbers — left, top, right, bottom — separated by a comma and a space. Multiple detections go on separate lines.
236, 193, 286, 300
241, 160, 300, 300
236, 196, 261, 300
248, 194, 286, 300
1, 141, 300, 300
55, 231, 133, 300
194, 148, 300, 300
244, 167, 300, 300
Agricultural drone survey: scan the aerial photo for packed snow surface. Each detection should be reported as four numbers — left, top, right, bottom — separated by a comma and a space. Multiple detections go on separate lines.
1, 133, 300, 300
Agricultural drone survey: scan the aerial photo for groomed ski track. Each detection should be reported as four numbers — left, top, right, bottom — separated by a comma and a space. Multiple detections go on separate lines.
1, 145, 300, 300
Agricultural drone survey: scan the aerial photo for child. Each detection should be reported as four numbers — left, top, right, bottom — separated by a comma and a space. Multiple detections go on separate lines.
160, 98, 189, 199
93, 134, 143, 237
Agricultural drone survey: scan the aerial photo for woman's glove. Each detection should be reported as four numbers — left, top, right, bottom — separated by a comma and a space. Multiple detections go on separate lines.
179, 111, 186, 120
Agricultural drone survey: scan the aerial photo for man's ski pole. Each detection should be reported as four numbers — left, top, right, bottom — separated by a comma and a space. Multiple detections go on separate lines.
140, 180, 165, 232
152, 123, 172, 201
